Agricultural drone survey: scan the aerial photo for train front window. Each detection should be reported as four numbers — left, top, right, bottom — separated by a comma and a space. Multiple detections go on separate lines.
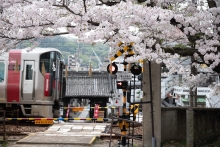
40, 52, 55, 75
39, 51, 62, 76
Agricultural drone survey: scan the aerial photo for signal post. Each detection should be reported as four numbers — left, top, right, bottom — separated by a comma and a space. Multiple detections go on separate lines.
108, 42, 135, 146
121, 58, 129, 146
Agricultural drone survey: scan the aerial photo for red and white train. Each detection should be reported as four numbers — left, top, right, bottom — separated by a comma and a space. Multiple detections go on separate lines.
0, 48, 65, 118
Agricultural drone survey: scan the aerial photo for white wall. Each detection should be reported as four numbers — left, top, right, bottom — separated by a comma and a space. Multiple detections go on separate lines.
206, 94, 220, 108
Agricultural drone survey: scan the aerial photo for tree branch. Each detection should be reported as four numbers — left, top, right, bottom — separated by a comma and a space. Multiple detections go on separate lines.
53, 4, 82, 16
87, 20, 99, 26
207, 0, 217, 8
103, 28, 119, 44
83, 0, 87, 13
42, 32, 70, 36
163, 47, 197, 56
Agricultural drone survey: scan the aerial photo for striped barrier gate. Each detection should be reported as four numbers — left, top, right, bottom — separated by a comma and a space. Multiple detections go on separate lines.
6, 118, 112, 124
63, 106, 117, 109
6, 118, 112, 121
63, 106, 117, 112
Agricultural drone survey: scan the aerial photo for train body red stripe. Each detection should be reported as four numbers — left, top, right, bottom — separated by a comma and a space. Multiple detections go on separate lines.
7, 50, 22, 103
44, 73, 52, 96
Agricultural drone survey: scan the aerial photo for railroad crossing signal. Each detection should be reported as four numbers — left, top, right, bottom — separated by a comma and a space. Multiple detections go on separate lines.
107, 62, 118, 74
112, 93, 123, 106
116, 71, 132, 81
116, 81, 128, 89
130, 64, 142, 75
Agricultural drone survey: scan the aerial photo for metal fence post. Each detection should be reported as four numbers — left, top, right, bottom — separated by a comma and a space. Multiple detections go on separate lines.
3, 110, 6, 141
17, 109, 19, 128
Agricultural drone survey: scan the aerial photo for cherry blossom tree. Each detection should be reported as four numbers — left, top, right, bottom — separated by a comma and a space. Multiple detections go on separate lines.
0, 0, 220, 90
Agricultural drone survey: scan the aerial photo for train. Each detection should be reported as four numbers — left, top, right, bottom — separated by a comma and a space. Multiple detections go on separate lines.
0, 48, 66, 118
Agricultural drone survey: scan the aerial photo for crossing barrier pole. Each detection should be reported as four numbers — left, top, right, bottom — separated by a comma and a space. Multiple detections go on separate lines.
6, 118, 112, 122
110, 42, 134, 146
121, 54, 129, 146
3, 110, 6, 141
121, 89, 128, 146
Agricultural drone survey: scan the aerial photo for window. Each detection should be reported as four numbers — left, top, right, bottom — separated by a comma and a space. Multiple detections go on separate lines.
0, 61, 5, 82
26, 64, 33, 80
183, 90, 189, 92
40, 52, 54, 74
39, 51, 62, 75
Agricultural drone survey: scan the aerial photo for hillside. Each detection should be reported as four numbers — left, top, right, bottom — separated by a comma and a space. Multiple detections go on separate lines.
17, 36, 110, 69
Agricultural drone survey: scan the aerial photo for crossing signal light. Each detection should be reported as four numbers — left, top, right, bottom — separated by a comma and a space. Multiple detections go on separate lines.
107, 62, 118, 74
116, 81, 128, 89
130, 64, 142, 75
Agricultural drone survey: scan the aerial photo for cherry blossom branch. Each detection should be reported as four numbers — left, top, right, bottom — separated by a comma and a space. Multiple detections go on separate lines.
103, 29, 119, 44
83, 0, 87, 12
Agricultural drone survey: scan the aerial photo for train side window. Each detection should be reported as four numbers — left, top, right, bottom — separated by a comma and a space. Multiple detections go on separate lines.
0, 62, 5, 82
26, 64, 33, 80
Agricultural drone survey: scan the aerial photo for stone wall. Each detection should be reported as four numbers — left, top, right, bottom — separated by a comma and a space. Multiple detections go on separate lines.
161, 107, 220, 145
161, 107, 187, 142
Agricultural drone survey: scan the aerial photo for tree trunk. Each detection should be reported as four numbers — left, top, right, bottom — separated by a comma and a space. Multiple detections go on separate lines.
187, 56, 197, 146
186, 107, 194, 147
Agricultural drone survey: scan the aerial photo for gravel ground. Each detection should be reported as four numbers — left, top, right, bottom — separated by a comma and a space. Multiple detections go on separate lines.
0, 124, 142, 147
3, 124, 219, 147
0, 124, 50, 141
0, 124, 50, 132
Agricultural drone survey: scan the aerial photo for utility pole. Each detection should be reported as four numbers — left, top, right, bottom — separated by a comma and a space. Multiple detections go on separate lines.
142, 61, 161, 147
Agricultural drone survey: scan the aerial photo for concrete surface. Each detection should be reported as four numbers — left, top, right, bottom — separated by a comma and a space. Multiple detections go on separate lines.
16, 123, 110, 145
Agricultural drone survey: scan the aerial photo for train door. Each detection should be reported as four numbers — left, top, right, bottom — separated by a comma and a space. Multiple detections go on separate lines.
22, 61, 35, 100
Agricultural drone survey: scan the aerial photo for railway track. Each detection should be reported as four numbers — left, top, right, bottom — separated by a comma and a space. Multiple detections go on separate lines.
0, 119, 143, 147
0, 123, 50, 140
0, 132, 28, 136
0, 117, 52, 126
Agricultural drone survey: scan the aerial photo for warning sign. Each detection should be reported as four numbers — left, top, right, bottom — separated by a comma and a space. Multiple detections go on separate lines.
112, 93, 123, 106
93, 104, 99, 118
66, 103, 70, 118
35, 120, 53, 124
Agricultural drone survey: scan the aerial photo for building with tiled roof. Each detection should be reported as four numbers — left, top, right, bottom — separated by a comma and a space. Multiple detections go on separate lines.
65, 71, 117, 98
